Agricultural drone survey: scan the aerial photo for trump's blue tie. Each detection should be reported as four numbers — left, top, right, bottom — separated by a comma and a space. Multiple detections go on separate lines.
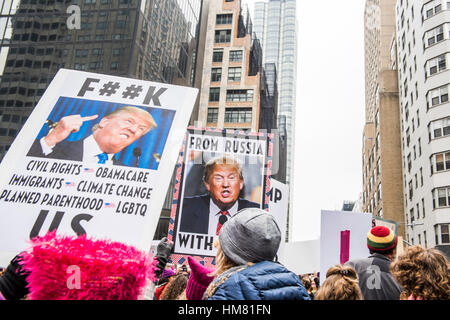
97, 152, 108, 164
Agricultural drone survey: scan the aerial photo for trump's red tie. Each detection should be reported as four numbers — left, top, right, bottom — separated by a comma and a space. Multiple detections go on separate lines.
216, 211, 229, 235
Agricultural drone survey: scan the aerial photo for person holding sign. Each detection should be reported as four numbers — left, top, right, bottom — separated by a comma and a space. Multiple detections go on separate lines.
28, 106, 156, 165
204, 208, 310, 300
178, 155, 259, 235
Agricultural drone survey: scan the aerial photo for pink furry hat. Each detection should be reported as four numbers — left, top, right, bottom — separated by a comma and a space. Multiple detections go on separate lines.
20, 231, 158, 300
185, 256, 215, 300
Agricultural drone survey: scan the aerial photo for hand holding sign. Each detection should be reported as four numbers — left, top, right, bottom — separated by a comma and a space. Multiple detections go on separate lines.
44, 114, 98, 147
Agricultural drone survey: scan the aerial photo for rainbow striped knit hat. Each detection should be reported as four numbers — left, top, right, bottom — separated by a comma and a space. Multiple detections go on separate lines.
367, 226, 398, 252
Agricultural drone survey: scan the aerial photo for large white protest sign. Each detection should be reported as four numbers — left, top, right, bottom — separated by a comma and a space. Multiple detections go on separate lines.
278, 239, 320, 275
268, 178, 288, 244
319, 210, 372, 284
0, 69, 198, 266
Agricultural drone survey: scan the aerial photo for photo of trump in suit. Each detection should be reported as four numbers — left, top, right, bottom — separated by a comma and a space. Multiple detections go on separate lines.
27, 106, 157, 166
178, 155, 260, 235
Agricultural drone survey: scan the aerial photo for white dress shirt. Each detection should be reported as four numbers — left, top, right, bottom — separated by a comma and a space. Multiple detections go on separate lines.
39, 135, 114, 165
207, 199, 239, 235
82, 135, 114, 165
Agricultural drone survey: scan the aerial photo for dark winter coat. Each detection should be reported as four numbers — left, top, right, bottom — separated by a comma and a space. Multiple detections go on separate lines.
205, 261, 311, 300
345, 253, 402, 300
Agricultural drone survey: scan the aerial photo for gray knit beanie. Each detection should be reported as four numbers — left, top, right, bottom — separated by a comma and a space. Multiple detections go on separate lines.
218, 208, 281, 265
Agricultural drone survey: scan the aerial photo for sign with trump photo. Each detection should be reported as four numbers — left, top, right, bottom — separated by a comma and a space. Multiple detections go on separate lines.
0, 69, 198, 266
168, 127, 274, 267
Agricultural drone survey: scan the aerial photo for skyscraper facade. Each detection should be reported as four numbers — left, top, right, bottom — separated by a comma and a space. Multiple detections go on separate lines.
395, 0, 450, 256
0, 0, 202, 160
363, 0, 405, 237
252, 0, 296, 185
196, 0, 263, 132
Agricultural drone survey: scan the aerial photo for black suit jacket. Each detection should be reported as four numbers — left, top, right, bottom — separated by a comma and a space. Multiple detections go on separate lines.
27, 138, 121, 165
178, 194, 260, 234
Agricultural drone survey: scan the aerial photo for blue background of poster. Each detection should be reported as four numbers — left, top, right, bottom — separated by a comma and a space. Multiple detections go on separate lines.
34, 96, 175, 170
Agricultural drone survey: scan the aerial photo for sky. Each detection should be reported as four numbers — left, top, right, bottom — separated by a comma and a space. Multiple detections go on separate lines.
242, 0, 367, 241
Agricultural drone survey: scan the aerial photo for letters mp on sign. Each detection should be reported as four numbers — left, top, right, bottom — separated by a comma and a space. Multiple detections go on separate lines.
0, 69, 198, 266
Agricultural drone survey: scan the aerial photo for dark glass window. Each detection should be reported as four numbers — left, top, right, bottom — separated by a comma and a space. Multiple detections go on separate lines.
209, 88, 220, 102
229, 50, 242, 62
224, 108, 252, 123
211, 68, 222, 82
216, 14, 232, 25
213, 51, 223, 62
207, 108, 218, 123
215, 30, 231, 43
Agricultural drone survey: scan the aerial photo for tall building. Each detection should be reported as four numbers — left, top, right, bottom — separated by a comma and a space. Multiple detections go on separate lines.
196, 0, 263, 132
252, 0, 297, 185
0, 0, 202, 160
362, 0, 405, 237
0, 0, 204, 241
395, 0, 450, 256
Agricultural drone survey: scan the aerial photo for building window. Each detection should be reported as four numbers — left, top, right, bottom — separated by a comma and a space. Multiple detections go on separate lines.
229, 50, 243, 62
228, 67, 241, 82
92, 48, 104, 56
209, 88, 220, 102
420, 167, 424, 186
422, 198, 426, 218
435, 224, 450, 244
429, 116, 450, 140
215, 30, 231, 43
115, 20, 128, 29
74, 63, 86, 70
75, 49, 89, 57
424, 23, 447, 48
96, 21, 109, 29
212, 51, 223, 62
226, 89, 253, 102
431, 151, 450, 173
224, 108, 252, 123
425, 53, 448, 78
110, 62, 119, 70
211, 68, 222, 82
216, 14, 233, 25
409, 180, 413, 200
89, 61, 103, 70
407, 153, 412, 172
427, 84, 449, 108
207, 108, 218, 123
422, 0, 443, 20
432, 186, 450, 208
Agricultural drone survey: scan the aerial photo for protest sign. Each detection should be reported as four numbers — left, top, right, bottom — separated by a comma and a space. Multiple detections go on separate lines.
167, 127, 273, 267
278, 239, 320, 275
0, 69, 198, 266
372, 216, 399, 235
268, 178, 289, 244
319, 210, 372, 284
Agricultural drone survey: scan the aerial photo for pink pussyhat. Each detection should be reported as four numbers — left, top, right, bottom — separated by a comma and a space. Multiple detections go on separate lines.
185, 256, 215, 300
20, 231, 158, 300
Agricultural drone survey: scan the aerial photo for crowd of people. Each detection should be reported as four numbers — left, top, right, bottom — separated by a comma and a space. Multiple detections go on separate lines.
0, 208, 449, 300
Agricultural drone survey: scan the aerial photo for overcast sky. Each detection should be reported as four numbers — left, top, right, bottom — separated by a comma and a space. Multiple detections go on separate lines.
242, 0, 367, 241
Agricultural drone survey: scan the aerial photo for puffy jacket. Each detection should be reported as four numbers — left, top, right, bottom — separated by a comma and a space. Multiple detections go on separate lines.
206, 261, 310, 300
